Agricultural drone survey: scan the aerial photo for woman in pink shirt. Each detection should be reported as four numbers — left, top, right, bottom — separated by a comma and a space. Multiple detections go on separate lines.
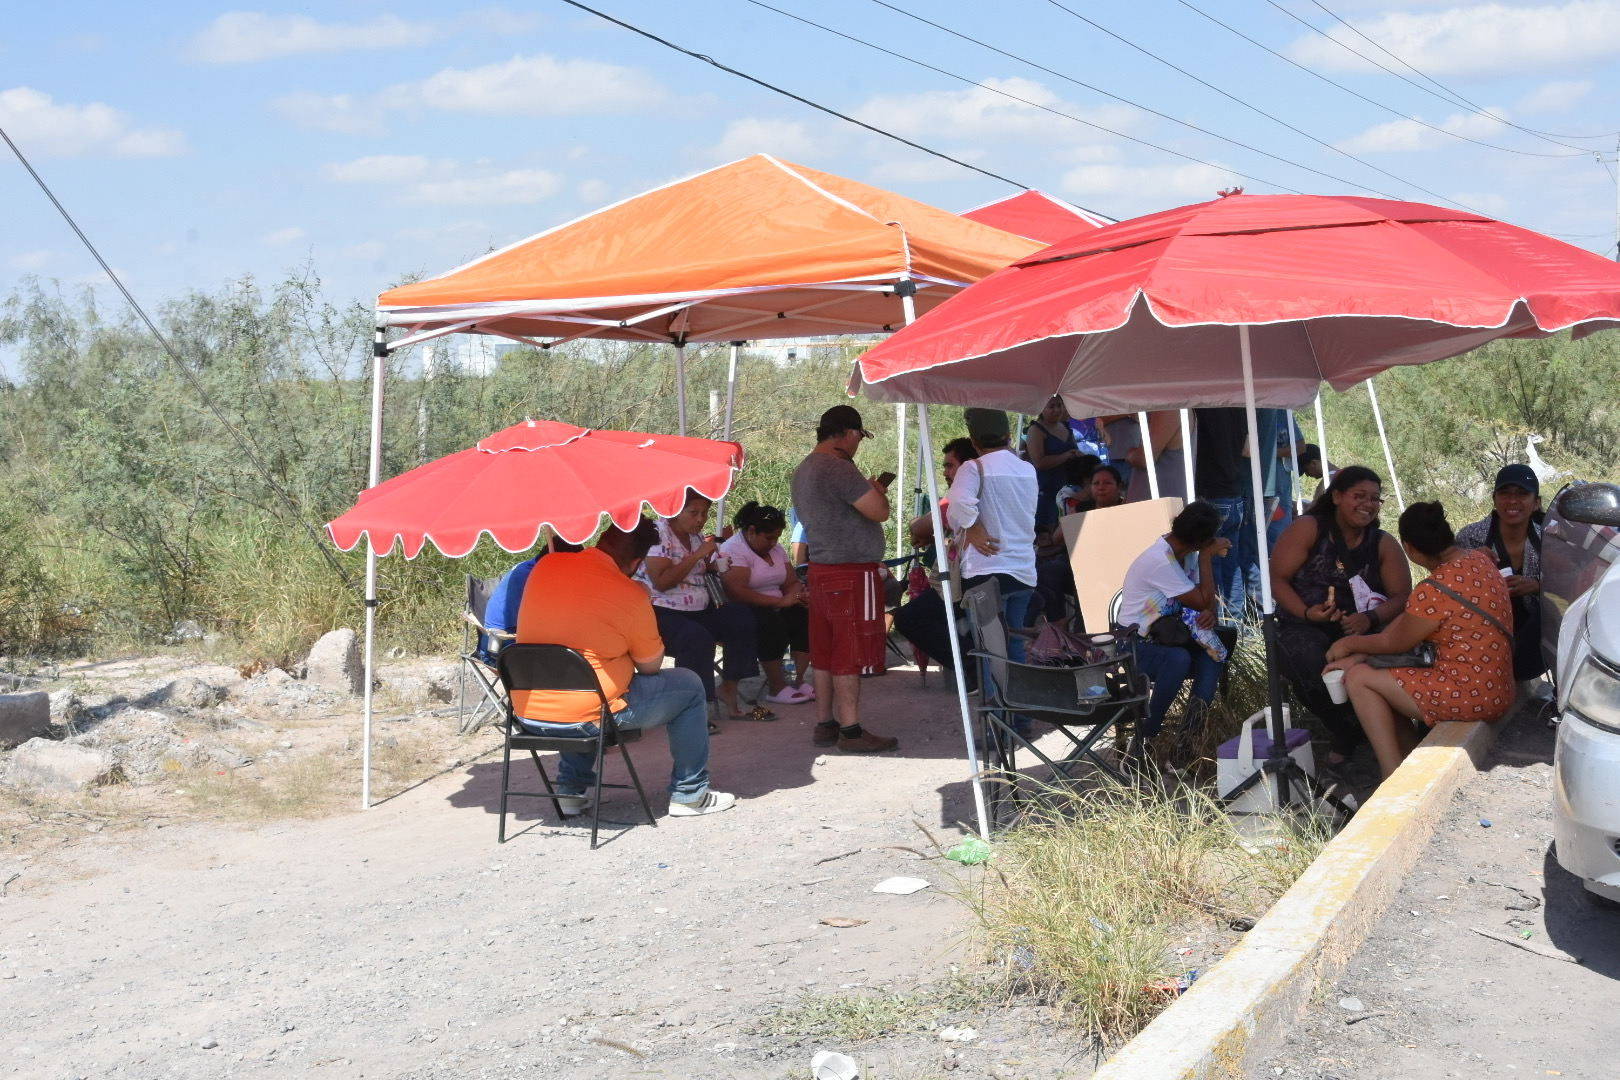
720, 502, 814, 705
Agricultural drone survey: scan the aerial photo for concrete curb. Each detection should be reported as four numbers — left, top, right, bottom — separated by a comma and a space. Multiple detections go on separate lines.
1091, 716, 1502, 1080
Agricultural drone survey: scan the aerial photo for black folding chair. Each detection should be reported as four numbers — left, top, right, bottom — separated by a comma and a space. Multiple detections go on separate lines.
495, 644, 656, 849
458, 574, 510, 735
964, 579, 1148, 825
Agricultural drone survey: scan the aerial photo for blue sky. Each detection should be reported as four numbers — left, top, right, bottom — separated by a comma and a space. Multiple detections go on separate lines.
5, 0, 1620, 316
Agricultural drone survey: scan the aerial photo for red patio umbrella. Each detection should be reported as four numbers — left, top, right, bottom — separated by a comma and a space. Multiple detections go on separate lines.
326, 419, 744, 558
856, 193, 1620, 415
854, 192, 1620, 817
959, 189, 1110, 246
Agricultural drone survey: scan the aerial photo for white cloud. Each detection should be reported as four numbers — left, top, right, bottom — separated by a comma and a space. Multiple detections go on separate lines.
402, 169, 563, 206
410, 55, 666, 115
1336, 109, 1511, 153
854, 77, 1136, 145
191, 12, 438, 64
576, 178, 609, 204
1518, 79, 1594, 112
1286, 1, 1620, 76
1060, 161, 1240, 205
262, 227, 307, 246
7, 249, 53, 271
270, 91, 383, 135
0, 87, 186, 159
322, 155, 431, 184
708, 118, 824, 162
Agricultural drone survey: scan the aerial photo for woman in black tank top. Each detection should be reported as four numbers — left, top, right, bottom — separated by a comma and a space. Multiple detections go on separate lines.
1270, 466, 1413, 766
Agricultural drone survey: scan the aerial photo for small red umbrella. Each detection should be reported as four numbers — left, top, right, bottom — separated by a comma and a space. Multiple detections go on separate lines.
856, 193, 1620, 413
326, 419, 744, 558
959, 189, 1109, 246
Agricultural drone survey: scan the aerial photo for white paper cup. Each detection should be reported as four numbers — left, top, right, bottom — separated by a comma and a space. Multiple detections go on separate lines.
1323, 667, 1349, 704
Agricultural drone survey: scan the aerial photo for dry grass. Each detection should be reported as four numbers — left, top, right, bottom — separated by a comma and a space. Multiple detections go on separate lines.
756, 973, 994, 1043
956, 784, 1330, 1044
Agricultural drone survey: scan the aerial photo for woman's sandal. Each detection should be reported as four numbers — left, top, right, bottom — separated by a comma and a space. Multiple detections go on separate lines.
728, 705, 779, 722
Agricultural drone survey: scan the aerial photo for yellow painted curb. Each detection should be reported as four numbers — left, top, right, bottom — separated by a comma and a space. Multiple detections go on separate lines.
1091, 716, 1502, 1080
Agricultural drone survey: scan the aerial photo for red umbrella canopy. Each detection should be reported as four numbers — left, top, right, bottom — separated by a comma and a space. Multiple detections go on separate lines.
326, 420, 744, 558
959, 189, 1109, 245
856, 193, 1620, 415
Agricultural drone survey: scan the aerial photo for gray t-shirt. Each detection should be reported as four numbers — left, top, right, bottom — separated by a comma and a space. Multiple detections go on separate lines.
790, 451, 885, 565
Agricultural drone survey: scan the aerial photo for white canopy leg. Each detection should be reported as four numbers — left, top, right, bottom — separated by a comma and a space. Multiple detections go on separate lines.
898, 279, 989, 838
1287, 410, 1304, 514
1138, 411, 1160, 499
1313, 392, 1330, 481
675, 342, 688, 436
362, 327, 387, 810
715, 342, 741, 525
1178, 408, 1195, 501
895, 403, 907, 559
1367, 377, 1405, 511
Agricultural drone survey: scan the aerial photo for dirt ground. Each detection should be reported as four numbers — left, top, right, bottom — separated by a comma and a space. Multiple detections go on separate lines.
0, 658, 1112, 1080
1252, 706, 1620, 1080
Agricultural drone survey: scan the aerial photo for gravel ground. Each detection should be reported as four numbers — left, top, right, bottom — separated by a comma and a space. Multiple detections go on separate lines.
1253, 706, 1620, 1080
0, 663, 1104, 1080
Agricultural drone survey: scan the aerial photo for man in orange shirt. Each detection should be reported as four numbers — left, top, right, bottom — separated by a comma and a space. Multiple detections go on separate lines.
514, 518, 734, 818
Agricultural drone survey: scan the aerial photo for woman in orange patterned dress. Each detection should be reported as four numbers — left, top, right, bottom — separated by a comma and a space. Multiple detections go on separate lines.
1325, 502, 1514, 779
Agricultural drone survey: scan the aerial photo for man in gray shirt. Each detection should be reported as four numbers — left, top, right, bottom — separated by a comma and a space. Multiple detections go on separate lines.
789, 405, 900, 753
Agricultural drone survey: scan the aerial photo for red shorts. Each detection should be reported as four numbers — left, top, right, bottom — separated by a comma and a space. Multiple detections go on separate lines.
807, 562, 888, 677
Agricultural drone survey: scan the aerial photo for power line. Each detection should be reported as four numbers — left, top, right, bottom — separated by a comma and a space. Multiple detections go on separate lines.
1177, 0, 1584, 160
740, 0, 1354, 201
554, 0, 1031, 191
0, 124, 359, 593
1299, 0, 1619, 143
1027, 0, 1471, 208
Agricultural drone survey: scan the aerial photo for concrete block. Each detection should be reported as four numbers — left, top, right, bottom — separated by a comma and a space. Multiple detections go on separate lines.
305, 628, 363, 697
3, 738, 118, 791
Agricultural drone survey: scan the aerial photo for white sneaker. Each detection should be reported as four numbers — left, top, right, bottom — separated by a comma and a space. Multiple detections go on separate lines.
555, 794, 592, 818
667, 791, 736, 817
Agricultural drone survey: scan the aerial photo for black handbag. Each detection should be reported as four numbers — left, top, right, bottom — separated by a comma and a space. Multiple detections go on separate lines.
1146, 613, 1192, 648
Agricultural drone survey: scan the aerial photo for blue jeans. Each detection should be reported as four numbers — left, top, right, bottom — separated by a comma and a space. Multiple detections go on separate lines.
1209, 495, 1259, 621
519, 668, 710, 802
1132, 639, 1223, 738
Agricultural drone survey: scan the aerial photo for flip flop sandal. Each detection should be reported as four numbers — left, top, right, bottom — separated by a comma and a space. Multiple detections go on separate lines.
729, 705, 779, 722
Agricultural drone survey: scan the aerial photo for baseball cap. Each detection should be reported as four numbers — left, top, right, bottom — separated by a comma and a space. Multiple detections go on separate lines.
817, 404, 871, 440
1494, 463, 1539, 496
963, 408, 1010, 442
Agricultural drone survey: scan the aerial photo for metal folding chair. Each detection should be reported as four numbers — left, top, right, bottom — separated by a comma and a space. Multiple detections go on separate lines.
494, 644, 656, 849
458, 574, 510, 735
964, 580, 1148, 825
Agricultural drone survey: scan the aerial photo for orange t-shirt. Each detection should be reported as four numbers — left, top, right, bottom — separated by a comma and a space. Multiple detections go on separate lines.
511, 548, 664, 725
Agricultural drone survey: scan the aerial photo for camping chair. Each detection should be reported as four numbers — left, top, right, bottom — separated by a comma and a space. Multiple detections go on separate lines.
494, 644, 656, 849
964, 580, 1148, 825
458, 574, 511, 735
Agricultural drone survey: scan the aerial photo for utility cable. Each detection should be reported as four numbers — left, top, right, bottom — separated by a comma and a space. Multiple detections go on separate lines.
0, 124, 359, 592
1177, 0, 1583, 159
555, 0, 1030, 190
739, 0, 1342, 201
1299, 0, 1619, 143
1019, 0, 1472, 208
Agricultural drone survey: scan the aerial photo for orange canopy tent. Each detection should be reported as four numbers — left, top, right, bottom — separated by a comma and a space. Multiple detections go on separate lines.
960, 189, 1110, 246
377, 154, 1040, 350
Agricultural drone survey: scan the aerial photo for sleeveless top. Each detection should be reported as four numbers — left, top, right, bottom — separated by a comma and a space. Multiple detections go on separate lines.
1289, 515, 1387, 613
1029, 419, 1076, 496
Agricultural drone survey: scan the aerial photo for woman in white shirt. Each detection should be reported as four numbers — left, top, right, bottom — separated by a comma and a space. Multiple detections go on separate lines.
720, 502, 814, 705
638, 492, 770, 725
1117, 501, 1230, 762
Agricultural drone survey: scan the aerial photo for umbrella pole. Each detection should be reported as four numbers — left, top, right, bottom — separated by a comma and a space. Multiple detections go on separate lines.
1367, 377, 1405, 511
675, 343, 688, 436
362, 327, 387, 810
895, 404, 907, 559
1138, 411, 1160, 499
1240, 325, 1297, 812
918, 404, 992, 839
1178, 408, 1195, 501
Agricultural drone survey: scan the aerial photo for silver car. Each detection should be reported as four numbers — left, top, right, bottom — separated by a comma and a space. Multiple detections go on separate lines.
1542, 482, 1620, 904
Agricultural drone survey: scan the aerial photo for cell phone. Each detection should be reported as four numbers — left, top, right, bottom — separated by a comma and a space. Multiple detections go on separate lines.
1499, 566, 1514, 578
876, 471, 897, 487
